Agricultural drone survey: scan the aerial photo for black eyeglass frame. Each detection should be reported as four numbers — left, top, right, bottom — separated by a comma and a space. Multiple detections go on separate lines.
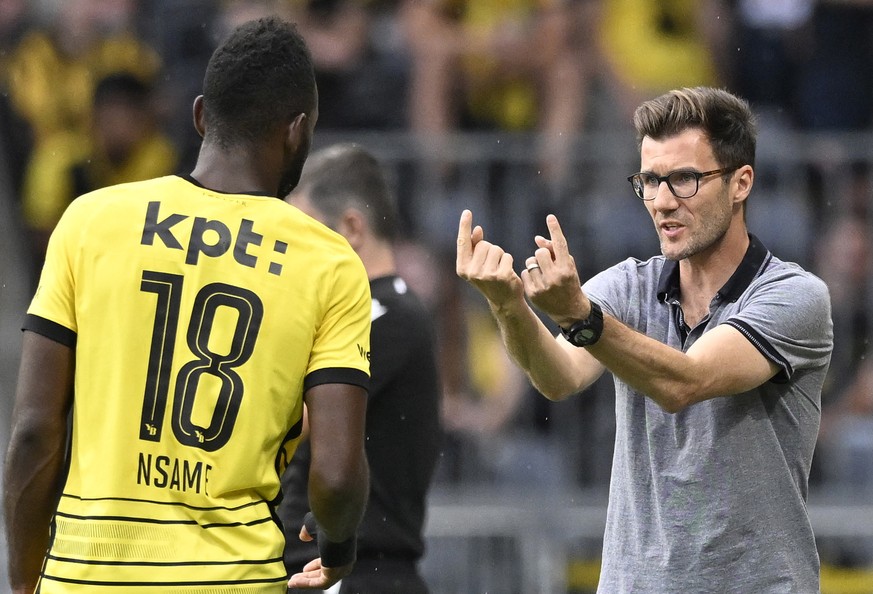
626, 167, 738, 201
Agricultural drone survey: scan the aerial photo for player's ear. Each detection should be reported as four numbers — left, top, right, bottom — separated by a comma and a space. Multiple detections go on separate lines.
285, 112, 310, 156
192, 96, 206, 138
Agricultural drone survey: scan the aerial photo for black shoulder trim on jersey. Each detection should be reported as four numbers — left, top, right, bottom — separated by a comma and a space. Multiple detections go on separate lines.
304, 368, 370, 393
723, 319, 791, 383
22, 314, 77, 348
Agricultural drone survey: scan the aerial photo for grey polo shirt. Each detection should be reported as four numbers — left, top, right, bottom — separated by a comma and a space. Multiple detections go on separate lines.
584, 235, 833, 594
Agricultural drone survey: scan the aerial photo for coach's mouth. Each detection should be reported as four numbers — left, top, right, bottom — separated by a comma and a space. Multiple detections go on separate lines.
659, 221, 685, 239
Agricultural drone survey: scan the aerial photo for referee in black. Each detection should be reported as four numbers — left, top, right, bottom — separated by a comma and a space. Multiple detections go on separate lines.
281, 143, 443, 594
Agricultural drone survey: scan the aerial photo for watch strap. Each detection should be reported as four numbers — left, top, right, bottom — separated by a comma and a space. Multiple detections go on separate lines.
560, 300, 604, 347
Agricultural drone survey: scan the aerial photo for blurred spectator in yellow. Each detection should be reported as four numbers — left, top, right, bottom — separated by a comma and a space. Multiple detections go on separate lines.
20, 72, 178, 279
400, 0, 595, 186
596, 0, 731, 119
4, 0, 165, 273
4, 0, 160, 146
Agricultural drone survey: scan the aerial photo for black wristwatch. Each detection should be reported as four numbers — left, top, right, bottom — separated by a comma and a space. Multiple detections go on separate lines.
560, 301, 604, 347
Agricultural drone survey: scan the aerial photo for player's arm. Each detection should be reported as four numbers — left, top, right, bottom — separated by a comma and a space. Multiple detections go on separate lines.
528, 214, 779, 413
4, 330, 75, 593
456, 209, 606, 401
288, 382, 369, 589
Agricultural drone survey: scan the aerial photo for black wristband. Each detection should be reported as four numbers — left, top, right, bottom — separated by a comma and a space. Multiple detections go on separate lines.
301, 511, 358, 567
318, 535, 357, 568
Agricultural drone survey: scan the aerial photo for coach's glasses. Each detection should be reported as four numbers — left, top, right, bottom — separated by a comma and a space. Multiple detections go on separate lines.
627, 167, 738, 201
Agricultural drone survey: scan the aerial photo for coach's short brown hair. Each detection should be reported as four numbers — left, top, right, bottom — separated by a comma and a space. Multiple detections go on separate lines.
633, 87, 757, 171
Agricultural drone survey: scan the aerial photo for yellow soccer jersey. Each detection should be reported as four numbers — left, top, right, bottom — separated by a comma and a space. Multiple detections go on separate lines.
25, 175, 371, 593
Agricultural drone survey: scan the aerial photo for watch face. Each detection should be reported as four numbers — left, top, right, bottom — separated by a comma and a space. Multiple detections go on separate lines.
578, 329, 595, 341
571, 328, 596, 345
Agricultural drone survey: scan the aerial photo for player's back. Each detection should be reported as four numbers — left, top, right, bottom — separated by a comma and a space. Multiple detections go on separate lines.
27, 175, 372, 593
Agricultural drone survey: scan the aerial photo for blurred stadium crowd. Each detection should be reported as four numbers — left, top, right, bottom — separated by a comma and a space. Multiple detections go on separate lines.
3, 0, 873, 590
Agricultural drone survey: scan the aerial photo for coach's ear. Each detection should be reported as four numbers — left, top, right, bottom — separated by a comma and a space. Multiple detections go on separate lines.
733, 164, 754, 206
192, 95, 206, 139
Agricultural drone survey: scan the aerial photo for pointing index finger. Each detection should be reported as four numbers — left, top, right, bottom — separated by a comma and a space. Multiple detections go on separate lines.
545, 214, 571, 262
457, 209, 473, 269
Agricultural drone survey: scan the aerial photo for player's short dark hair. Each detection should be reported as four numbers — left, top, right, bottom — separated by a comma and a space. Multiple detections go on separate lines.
633, 87, 757, 170
202, 16, 316, 148
298, 143, 399, 242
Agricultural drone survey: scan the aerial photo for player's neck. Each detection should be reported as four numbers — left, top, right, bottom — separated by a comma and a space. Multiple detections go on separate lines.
190, 144, 279, 196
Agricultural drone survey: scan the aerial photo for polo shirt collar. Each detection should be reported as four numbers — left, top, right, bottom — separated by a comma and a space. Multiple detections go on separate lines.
657, 234, 771, 303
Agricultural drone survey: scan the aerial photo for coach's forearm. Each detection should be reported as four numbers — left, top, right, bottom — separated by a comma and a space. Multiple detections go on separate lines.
489, 298, 593, 400
587, 318, 778, 413
585, 316, 718, 412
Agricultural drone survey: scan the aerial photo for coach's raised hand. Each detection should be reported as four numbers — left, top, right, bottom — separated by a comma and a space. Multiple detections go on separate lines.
524, 213, 591, 328
456, 209, 595, 402
456, 209, 525, 310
